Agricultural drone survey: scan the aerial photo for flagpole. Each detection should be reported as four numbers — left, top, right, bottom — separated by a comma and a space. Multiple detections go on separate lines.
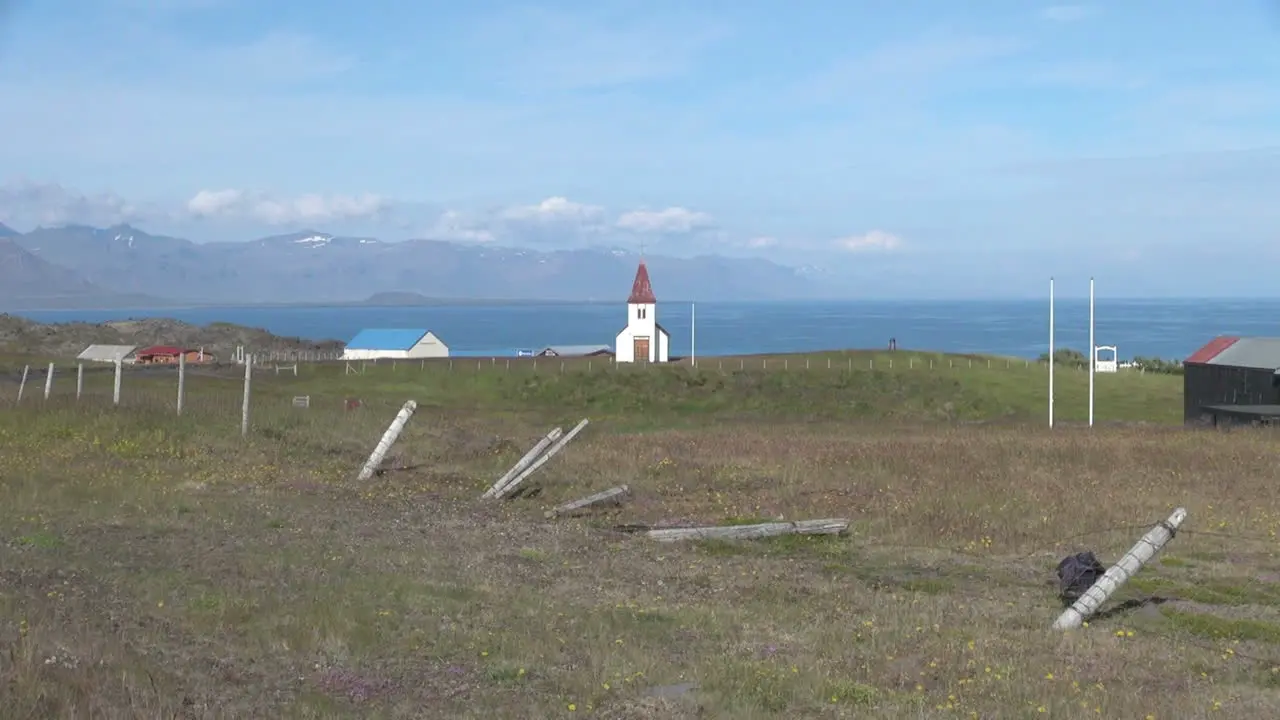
1049, 277, 1055, 429
1088, 277, 1095, 427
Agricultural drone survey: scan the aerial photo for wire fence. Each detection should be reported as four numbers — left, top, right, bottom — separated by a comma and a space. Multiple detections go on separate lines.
329, 354, 1062, 374
0, 353, 1105, 394
0, 348, 1160, 424
0, 360, 411, 440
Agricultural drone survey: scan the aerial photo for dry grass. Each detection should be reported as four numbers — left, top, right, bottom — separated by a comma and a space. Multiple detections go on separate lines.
3, 359, 1277, 718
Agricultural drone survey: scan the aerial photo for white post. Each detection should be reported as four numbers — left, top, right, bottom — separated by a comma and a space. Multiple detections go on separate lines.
43, 362, 54, 400
691, 302, 696, 367
484, 427, 563, 499
240, 354, 252, 436
1088, 276, 1095, 428
113, 359, 122, 406
357, 400, 418, 481
76, 363, 83, 401
496, 418, 590, 499
1053, 507, 1188, 630
16, 365, 28, 404
177, 353, 186, 416
1048, 276, 1055, 429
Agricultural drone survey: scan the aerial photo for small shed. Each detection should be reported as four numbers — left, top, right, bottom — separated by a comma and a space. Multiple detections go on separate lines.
77, 344, 137, 364
135, 346, 211, 365
1184, 336, 1280, 427
537, 345, 614, 358
342, 329, 449, 360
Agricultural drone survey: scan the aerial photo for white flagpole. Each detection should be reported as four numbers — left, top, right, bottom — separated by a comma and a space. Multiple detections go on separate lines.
691, 303, 696, 367
1049, 277, 1055, 429
1088, 277, 1095, 427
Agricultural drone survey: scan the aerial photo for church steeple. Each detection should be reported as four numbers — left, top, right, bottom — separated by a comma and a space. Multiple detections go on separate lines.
628, 261, 656, 304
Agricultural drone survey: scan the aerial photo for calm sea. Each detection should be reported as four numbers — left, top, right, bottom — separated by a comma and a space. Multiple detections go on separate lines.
11, 299, 1278, 361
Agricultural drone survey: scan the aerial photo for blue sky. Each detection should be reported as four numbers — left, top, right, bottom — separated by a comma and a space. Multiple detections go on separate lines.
1, 0, 1279, 297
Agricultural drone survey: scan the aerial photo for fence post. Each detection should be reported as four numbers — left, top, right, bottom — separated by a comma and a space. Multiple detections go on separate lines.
1053, 508, 1188, 630
76, 363, 84, 400
177, 353, 186, 416
113, 359, 122, 406
17, 365, 28, 405
241, 354, 252, 436
43, 362, 54, 400
357, 400, 418, 481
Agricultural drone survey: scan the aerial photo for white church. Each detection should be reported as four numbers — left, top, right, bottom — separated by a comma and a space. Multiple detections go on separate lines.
614, 260, 670, 363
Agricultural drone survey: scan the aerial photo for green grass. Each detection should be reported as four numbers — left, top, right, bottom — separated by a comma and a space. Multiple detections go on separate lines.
299, 351, 1180, 424
0, 347, 1210, 718
0, 349, 1176, 426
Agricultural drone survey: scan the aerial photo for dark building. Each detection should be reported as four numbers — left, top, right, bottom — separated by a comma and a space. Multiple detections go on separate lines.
1184, 336, 1280, 427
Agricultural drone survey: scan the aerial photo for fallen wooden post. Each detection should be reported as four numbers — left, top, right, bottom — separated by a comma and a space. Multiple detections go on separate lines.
496, 418, 590, 499
545, 485, 629, 519
484, 427, 562, 499
1053, 507, 1188, 630
356, 400, 418, 481
16, 365, 29, 405
646, 518, 850, 543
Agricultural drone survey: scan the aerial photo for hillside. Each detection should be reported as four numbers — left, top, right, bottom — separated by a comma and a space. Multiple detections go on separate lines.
0, 238, 105, 300
5, 224, 833, 305
0, 314, 344, 360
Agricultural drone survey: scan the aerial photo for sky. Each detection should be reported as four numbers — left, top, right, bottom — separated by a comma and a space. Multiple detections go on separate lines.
1, 0, 1279, 298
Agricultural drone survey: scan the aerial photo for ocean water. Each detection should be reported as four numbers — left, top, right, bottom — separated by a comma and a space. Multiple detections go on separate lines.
12, 298, 1279, 361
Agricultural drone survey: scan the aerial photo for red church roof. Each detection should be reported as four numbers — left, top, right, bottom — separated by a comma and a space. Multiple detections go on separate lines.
1185, 336, 1240, 364
628, 261, 657, 304
136, 345, 189, 356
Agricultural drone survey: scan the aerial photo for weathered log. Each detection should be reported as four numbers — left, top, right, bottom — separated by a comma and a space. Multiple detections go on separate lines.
356, 400, 417, 481
545, 485, 629, 519
646, 518, 850, 543
497, 418, 589, 499
484, 427, 562, 499
1053, 507, 1187, 630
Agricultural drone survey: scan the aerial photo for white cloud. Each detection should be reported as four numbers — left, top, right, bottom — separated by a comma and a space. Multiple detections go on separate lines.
616, 206, 714, 234
501, 196, 605, 224
0, 180, 149, 228
835, 230, 903, 252
1, 181, 787, 255
1041, 4, 1093, 22
428, 210, 496, 243
423, 197, 608, 245
185, 189, 389, 225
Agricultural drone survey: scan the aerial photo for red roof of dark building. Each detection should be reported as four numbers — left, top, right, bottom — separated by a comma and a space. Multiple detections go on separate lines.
628, 261, 656, 304
136, 345, 189, 356
1185, 336, 1240, 364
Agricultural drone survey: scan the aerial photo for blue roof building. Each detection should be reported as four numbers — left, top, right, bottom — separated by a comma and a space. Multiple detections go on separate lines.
342, 328, 449, 360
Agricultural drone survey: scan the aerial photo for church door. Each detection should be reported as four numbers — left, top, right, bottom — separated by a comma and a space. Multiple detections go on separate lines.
633, 337, 650, 363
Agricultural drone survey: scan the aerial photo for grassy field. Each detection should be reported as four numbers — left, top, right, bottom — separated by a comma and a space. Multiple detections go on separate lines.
5, 351, 1279, 718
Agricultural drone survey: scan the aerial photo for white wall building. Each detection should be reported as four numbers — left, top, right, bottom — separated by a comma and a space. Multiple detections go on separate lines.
341, 329, 449, 360
77, 344, 138, 364
614, 261, 670, 363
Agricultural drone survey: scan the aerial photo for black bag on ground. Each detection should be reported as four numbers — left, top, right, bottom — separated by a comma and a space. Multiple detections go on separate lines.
1056, 551, 1107, 607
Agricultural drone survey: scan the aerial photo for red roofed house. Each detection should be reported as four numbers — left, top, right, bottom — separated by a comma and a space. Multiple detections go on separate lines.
614, 260, 670, 363
134, 346, 212, 365
1183, 335, 1280, 427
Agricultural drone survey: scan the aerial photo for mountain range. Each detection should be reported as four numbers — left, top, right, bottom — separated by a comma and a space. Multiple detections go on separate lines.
0, 224, 837, 307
